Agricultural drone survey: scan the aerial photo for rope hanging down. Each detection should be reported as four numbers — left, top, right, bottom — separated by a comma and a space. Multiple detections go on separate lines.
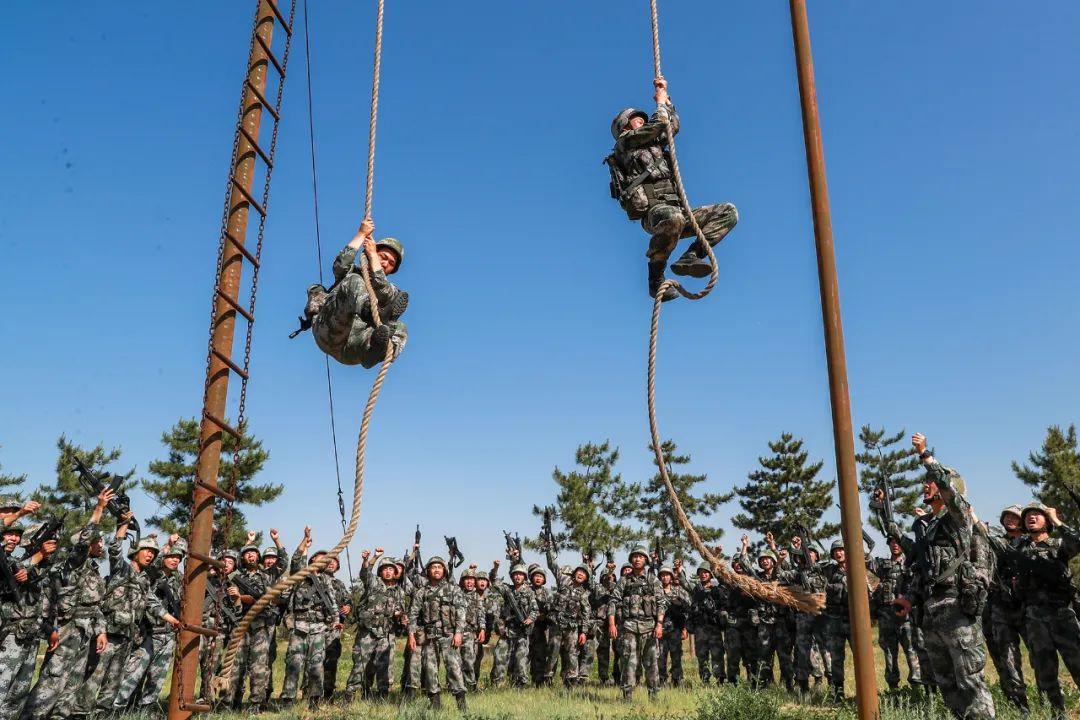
644, 0, 822, 615
217, 0, 395, 690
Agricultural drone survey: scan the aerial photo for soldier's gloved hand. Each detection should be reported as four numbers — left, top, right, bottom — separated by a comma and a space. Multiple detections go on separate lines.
47, 631, 60, 652
452, 632, 463, 648
96, 634, 108, 653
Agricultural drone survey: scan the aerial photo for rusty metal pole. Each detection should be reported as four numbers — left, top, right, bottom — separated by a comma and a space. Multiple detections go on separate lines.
788, 2, 879, 718
167, 3, 275, 718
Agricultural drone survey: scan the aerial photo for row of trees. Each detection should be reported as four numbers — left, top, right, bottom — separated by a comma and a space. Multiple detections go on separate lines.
531, 424, 1080, 560
0, 419, 281, 548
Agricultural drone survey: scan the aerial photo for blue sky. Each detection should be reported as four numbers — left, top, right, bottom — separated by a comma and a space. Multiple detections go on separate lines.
2, 2, 1078, 573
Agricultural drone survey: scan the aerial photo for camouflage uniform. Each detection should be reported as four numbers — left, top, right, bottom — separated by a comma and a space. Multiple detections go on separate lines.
544, 566, 591, 687
398, 557, 424, 697
869, 554, 923, 690
658, 574, 690, 687
225, 553, 274, 706
278, 552, 335, 703
112, 540, 186, 709
22, 523, 106, 720
260, 546, 287, 704
737, 551, 792, 690
821, 556, 856, 698
198, 561, 241, 702
322, 570, 349, 698
608, 560, 667, 700
688, 569, 728, 685
490, 569, 538, 688
407, 559, 468, 707
75, 536, 167, 715
527, 570, 552, 686
0, 537, 47, 720
790, 555, 828, 692
590, 571, 618, 684
312, 244, 408, 369
458, 572, 486, 691
725, 579, 755, 685
607, 104, 739, 296
983, 519, 1029, 712
345, 557, 406, 697
893, 458, 995, 720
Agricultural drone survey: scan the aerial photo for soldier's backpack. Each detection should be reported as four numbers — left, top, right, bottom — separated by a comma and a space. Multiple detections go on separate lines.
603, 153, 651, 221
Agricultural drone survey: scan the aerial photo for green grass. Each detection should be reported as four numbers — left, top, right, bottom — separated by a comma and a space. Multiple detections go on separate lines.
182, 628, 1078, 719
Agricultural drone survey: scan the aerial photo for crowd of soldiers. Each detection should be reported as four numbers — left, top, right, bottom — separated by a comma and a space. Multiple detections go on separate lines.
1, 433, 1079, 719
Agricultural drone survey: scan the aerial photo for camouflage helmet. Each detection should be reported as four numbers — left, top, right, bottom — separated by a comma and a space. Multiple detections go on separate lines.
128, 536, 161, 560
70, 525, 102, 546
1000, 505, 1024, 524
619, 563, 633, 574
829, 539, 845, 557
375, 238, 404, 274
262, 546, 279, 559
376, 556, 397, 573
240, 544, 261, 557
0, 496, 22, 512
757, 550, 778, 566
509, 563, 528, 577
628, 545, 650, 561
572, 564, 592, 581
529, 564, 547, 581
695, 564, 713, 578
611, 108, 649, 139
1021, 503, 1051, 523
164, 538, 188, 558
3, 522, 25, 536
425, 555, 448, 571
459, 568, 477, 585
657, 565, 675, 578
925, 465, 966, 496
221, 549, 240, 564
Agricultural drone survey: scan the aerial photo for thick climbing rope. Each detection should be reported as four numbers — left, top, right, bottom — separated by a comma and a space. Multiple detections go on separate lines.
216, 0, 395, 691
644, 0, 822, 614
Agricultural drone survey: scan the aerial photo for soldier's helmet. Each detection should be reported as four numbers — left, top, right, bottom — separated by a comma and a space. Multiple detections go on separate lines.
657, 565, 674, 577
509, 563, 528, 578
221, 549, 240, 563
0, 496, 23, 512
757, 550, 778, 565
240, 544, 261, 558
829, 539, 845, 557
375, 556, 397, 572
459, 568, 477, 585
425, 555, 448, 571
1021, 503, 1050, 523
611, 108, 649, 139
628, 545, 650, 561
165, 538, 188, 558
573, 564, 592, 581
530, 566, 548, 582
695, 564, 713, 577
4, 522, 25, 536
375, 238, 405, 274
262, 546, 279, 559
1000, 505, 1024, 524
128, 536, 161, 560
619, 563, 633, 574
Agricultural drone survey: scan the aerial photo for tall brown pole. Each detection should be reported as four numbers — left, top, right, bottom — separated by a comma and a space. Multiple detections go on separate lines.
168, 3, 275, 719
789, 2, 879, 718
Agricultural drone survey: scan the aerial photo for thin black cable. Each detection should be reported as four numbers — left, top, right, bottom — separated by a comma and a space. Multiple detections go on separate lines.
303, 0, 352, 578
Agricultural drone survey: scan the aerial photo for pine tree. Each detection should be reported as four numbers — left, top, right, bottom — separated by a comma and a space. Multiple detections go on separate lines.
0, 446, 27, 499
636, 440, 732, 561
1012, 424, 1080, 513
525, 441, 642, 556
142, 417, 280, 549
32, 436, 136, 533
855, 426, 921, 533
732, 432, 839, 547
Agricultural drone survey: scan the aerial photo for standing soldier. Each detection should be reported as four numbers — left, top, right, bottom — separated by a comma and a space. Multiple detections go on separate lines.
279, 531, 337, 709
605, 77, 739, 300
407, 556, 468, 712
688, 564, 727, 686
22, 492, 112, 720
983, 505, 1030, 712
0, 519, 57, 720
457, 569, 487, 692
345, 552, 405, 700
199, 549, 242, 704
737, 537, 788, 689
591, 561, 619, 686
225, 543, 273, 710
321, 556, 350, 700
789, 536, 827, 695
259, 531, 288, 705
656, 565, 690, 687
821, 540, 863, 702
608, 546, 667, 702
472, 569, 495, 686
490, 563, 538, 688
891, 433, 996, 720
527, 565, 552, 686
868, 534, 923, 692
544, 564, 591, 687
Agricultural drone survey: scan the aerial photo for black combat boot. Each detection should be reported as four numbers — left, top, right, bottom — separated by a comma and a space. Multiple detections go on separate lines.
369, 323, 394, 358
455, 694, 468, 712
648, 261, 679, 302
670, 245, 714, 278
429, 693, 442, 710
622, 689, 633, 703
400, 687, 415, 705
384, 290, 409, 322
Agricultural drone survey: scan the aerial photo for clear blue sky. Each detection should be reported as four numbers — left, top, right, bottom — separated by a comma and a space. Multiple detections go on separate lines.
2, 2, 1078, 572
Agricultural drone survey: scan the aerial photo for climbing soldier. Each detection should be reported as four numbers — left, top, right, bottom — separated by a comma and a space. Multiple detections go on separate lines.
297, 218, 408, 368
606, 77, 739, 301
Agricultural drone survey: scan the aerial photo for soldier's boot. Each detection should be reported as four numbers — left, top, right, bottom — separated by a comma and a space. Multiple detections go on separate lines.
370, 323, 394, 358
429, 693, 442, 710
622, 689, 633, 704
455, 694, 468, 713
828, 684, 844, 704
384, 291, 410, 323
400, 688, 416, 705
648, 262, 679, 302
307, 697, 321, 712
648, 689, 659, 702
670, 245, 713, 278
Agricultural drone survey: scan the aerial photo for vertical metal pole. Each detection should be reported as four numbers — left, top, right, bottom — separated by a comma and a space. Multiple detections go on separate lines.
788, 2, 879, 718
167, 3, 274, 718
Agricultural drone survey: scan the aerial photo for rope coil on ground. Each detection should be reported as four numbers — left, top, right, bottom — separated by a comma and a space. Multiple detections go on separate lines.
645, 0, 823, 614
216, 0, 395, 691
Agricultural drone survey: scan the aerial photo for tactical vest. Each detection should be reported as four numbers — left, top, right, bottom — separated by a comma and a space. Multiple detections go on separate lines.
551, 585, 587, 629
620, 575, 658, 620
359, 581, 405, 636
1018, 537, 1076, 607
419, 586, 455, 636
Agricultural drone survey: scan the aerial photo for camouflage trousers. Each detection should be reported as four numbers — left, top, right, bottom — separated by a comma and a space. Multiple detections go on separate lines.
658, 630, 684, 685
913, 624, 936, 689
544, 628, 583, 686
982, 600, 1027, 711
593, 626, 617, 684
642, 202, 739, 263
75, 634, 132, 714
227, 623, 271, 704
528, 623, 551, 686
725, 622, 751, 684
322, 634, 342, 697
824, 616, 851, 693
618, 628, 659, 696
879, 612, 922, 690
473, 638, 489, 687
921, 595, 994, 720
749, 620, 794, 689
113, 632, 174, 708
459, 632, 479, 691
346, 630, 393, 695
265, 625, 279, 703
22, 621, 94, 720
401, 635, 422, 691
313, 274, 408, 369
1024, 603, 1080, 714
692, 625, 726, 684
0, 634, 38, 720
280, 621, 326, 701
576, 629, 596, 683
420, 635, 465, 699
491, 633, 529, 687
794, 613, 826, 689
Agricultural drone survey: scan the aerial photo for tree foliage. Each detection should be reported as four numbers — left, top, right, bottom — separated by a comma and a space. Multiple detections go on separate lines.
141, 417, 279, 549
855, 426, 921, 534
636, 440, 732, 561
32, 436, 135, 534
1012, 424, 1080, 514
732, 432, 838, 547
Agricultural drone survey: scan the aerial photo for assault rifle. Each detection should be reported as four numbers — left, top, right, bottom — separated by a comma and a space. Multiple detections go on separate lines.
309, 574, 337, 618
228, 571, 261, 600
72, 455, 140, 540
541, 507, 556, 550
503, 531, 522, 558
0, 545, 21, 599
654, 537, 667, 569
605, 548, 615, 566
1054, 480, 1080, 514
868, 471, 896, 530
445, 536, 465, 569
23, 516, 64, 557
499, 583, 527, 626
414, 524, 422, 548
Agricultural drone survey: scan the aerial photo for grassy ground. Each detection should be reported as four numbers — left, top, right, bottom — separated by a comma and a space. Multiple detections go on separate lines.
180, 630, 1078, 720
